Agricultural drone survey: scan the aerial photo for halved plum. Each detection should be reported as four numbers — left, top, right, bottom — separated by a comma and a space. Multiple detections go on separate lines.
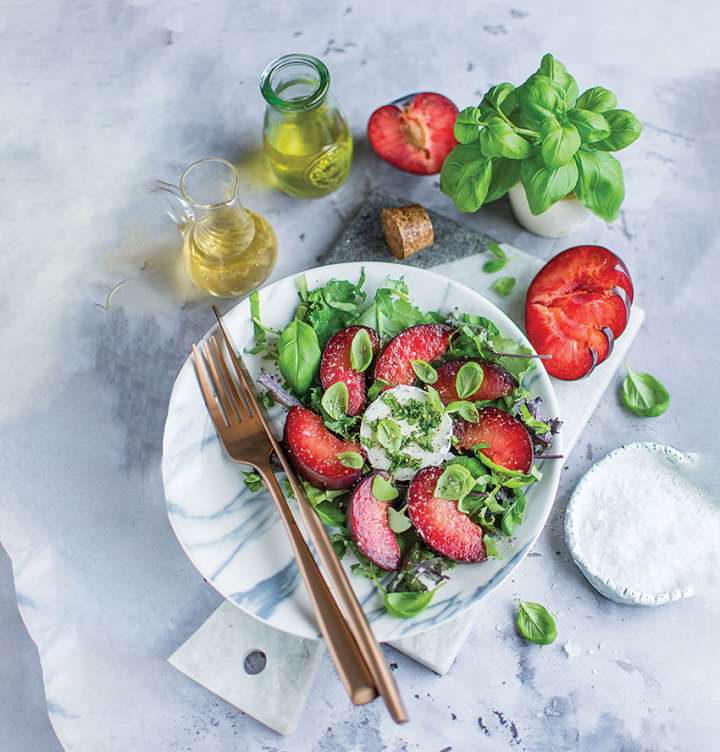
347, 472, 401, 571
407, 466, 486, 562
525, 245, 634, 380
374, 323, 453, 389
367, 92, 459, 175
454, 406, 533, 473
320, 326, 380, 416
435, 359, 517, 404
283, 406, 365, 490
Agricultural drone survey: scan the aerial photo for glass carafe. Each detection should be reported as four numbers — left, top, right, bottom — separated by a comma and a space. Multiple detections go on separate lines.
155, 158, 277, 298
260, 53, 352, 198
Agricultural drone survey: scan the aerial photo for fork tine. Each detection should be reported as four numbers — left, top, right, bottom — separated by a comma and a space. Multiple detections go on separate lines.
208, 335, 253, 420
201, 339, 238, 426
191, 344, 228, 430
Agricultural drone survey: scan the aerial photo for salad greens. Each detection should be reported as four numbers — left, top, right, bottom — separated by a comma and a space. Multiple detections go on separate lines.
245, 270, 560, 619
515, 600, 557, 645
441, 53, 642, 221
621, 365, 670, 417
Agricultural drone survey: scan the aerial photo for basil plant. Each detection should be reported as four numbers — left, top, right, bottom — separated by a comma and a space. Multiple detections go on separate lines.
440, 53, 642, 221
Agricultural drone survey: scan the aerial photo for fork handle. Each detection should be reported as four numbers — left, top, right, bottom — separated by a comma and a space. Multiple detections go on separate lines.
256, 466, 378, 706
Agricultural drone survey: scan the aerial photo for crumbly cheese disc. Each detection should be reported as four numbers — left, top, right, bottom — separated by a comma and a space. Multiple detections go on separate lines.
565, 443, 720, 605
360, 385, 452, 482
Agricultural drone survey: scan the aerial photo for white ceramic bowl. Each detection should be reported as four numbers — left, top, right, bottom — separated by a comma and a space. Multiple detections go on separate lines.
162, 262, 563, 641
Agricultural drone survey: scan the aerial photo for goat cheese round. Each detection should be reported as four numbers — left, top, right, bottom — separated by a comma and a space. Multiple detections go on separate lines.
360, 385, 452, 481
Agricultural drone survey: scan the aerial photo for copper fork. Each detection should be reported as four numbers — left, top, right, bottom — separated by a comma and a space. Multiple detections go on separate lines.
192, 335, 379, 707
211, 307, 408, 725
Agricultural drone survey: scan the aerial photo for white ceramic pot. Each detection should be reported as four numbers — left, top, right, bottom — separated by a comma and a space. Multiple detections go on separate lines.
508, 183, 591, 238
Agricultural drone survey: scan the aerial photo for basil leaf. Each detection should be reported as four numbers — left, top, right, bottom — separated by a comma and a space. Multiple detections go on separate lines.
452, 153, 493, 213
594, 109, 643, 152
446, 400, 480, 423
621, 365, 670, 417
376, 418, 403, 452
516, 600, 557, 645
350, 328, 373, 372
517, 74, 564, 122
501, 490, 526, 536
576, 86, 617, 113
440, 144, 485, 200
483, 243, 508, 273
574, 149, 624, 222
336, 450, 364, 469
387, 505, 412, 533
484, 535, 499, 559
410, 359, 438, 385
384, 588, 438, 619
242, 471, 263, 493
567, 108, 610, 143
491, 276, 516, 297
486, 241, 507, 260
485, 157, 521, 203
434, 464, 476, 501
537, 53, 578, 106
520, 155, 579, 215
454, 106, 484, 144
540, 119, 581, 168
367, 378, 389, 402
278, 319, 321, 395
321, 381, 349, 421
425, 385, 444, 414
479, 116, 532, 160
455, 361, 485, 399
480, 82, 517, 116
372, 474, 399, 502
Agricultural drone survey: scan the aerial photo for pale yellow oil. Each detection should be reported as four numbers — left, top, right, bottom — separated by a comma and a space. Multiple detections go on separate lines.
264, 101, 353, 198
183, 207, 277, 298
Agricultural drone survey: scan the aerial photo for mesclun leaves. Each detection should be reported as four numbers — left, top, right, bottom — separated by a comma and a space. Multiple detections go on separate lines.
350, 328, 374, 372
446, 400, 480, 423
411, 359, 438, 384
456, 361, 485, 399
278, 319, 321, 395
336, 450, 364, 469
321, 381, 349, 421
371, 474, 399, 502
491, 276, 516, 297
242, 471, 263, 493
384, 587, 440, 619
516, 600, 557, 645
621, 365, 670, 417
439, 53, 641, 221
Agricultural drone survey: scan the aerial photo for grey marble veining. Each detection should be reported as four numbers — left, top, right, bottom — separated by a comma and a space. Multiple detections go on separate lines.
1, 1, 719, 751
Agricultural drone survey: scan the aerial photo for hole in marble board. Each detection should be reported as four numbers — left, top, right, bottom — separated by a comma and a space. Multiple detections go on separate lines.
244, 650, 267, 675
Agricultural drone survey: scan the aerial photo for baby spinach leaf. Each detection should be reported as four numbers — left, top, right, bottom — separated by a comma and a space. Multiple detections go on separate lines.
454, 106, 484, 144
621, 365, 670, 417
384, 587, 440, 619
520, 155, 578, 215
411, 359, 438, 385
321, 381, 349, 421
485, 157, 522, 203
446, 400, 480, 423
456, 361, 485, 399
491, 276, 516, 297
350, 328, 374, 372
594, 109, 643, 151
516, 600, 557, 645
435, 464, 476, 502
540, 119, 581, 168
574, 149, 624, 222
567, 108, 610, 143
387, 505, 412, 534
376, 418, 403, 452
278, 319, 321, 395
301, 272, 367, 347
576, 86, 617, 113
372, 474, 399, 502
480, 116, 532, 160
337, 450, 364, 469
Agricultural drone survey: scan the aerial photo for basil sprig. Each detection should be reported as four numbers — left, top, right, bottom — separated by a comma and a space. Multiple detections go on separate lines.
515, 600, 557, 645
621, 365, 670, 417
440, 52, 642, 221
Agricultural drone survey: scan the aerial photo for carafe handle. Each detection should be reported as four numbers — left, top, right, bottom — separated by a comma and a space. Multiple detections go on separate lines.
151, 180, 193, 232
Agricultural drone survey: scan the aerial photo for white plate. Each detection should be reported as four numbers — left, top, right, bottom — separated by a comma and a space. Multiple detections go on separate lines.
162, 262, 563, 641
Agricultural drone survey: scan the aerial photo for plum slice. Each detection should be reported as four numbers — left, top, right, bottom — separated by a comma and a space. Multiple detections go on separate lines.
367, 92, 458, 175
407, 466, 486, 562
283, 406, 365, 490
454, 407, 533, 473
347, 472, 401, 571
320, 326, 380, 416
435, 359, 517, 404
525, 245, 634, 380
374, 323, 453, 389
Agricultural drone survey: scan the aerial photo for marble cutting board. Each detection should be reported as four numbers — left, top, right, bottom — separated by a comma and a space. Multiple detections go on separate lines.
168, 190, 645, 735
